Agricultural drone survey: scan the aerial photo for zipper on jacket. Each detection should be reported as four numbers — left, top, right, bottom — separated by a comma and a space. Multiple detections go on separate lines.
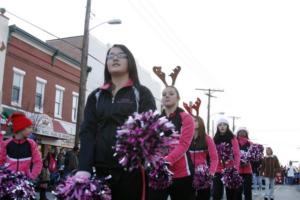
16, 140, 20, 172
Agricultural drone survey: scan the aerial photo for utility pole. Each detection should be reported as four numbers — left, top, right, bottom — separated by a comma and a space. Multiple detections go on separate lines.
195, 88, 224, 135
75, 0, 91, 148
228, 115, 241, 132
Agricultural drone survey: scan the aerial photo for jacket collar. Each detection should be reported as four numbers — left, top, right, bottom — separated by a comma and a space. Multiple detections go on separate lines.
12, 137, 27, 144
100, 79, 134, 90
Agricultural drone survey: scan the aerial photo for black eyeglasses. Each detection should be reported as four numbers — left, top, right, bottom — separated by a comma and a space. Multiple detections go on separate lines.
107, 53, 128, 60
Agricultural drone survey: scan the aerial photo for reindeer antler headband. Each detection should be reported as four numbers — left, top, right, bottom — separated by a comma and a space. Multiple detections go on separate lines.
153, 66, 181, 87
183, 98, 201, 116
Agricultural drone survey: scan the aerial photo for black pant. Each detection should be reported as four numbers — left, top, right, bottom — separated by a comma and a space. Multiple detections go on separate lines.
96, 167, 145, 200
195, 188, 211, 200
39, 187, 47, 200
237, 174, 252, 200
149, 176, 194, 200
212, 173, 238, 200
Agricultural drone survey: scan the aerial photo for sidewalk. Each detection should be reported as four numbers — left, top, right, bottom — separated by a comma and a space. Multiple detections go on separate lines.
36, 191, 56, 200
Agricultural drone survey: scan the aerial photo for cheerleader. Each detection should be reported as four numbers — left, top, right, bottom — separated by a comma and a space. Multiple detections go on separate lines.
236, 127, 253, 200
75, 44, 156, 200
189, 115, 218, 200
149, 66, 195, 200
212, 117, 240, 200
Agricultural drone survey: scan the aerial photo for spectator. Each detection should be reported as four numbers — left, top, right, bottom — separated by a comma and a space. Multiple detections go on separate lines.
47, 147, 58, 173
286, 161, 296, 185
261, 147, 280, 200
64, 146, 79, 176
0, 112, 42, 180
57, 148, 66, 171
39, 159, 50, 200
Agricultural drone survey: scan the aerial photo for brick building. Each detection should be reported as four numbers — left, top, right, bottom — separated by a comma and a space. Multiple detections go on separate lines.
0, 13, 81, 151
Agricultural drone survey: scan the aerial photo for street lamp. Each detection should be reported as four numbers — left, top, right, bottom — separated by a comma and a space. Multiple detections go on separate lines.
89, 19, 122, 31
74, 0, 121, 148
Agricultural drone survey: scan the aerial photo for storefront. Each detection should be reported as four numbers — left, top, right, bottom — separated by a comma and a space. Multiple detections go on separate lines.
1, 107, 75, 156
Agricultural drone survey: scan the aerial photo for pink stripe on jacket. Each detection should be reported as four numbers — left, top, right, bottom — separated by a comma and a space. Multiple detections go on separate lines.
165, 112, 194, 178
0, 138, 42, 180
190, 135, 218, 175
216, 137, 240, 173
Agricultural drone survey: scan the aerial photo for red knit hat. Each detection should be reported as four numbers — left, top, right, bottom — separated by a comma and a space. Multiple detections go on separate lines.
10, 112, 32, 133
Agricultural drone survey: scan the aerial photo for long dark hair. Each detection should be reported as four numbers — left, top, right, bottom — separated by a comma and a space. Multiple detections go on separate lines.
213, 124, 234, 144
236, 129, 249, 139
104, 44, 140, 85
194, 116, 207, 149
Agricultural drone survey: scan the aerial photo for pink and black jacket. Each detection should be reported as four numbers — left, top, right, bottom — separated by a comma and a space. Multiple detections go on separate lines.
0, 137, 42, 180
189, 135, 218, 175
214, 133, 240, 173
163, 107, 195, 179
238, 137, 253, 174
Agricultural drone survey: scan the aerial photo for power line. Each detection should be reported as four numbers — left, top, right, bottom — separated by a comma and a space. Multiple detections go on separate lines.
228, 115, 241, 132
6, 10, 104, 65
133, 0, 215, 82
140, 0, 207, 70
127, 0, 193, 70
195, 88, 224, 135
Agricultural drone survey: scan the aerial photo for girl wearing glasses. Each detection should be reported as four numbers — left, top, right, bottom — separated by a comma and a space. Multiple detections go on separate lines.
75, 44, 156, 200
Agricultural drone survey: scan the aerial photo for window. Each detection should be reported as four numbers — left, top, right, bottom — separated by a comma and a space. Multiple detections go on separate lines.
54, 85, 65, 118
35, 77, 47, 113
72, 92, 79, 122
11, 67, 25, 106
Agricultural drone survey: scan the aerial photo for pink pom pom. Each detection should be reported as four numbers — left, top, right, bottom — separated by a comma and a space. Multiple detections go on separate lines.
147, 157, 173, 190
54, 175, 111, 200
193, 165, 213, 190
247, 144, 264, 162
221, 167, 243, 189
0, 167, 36, 199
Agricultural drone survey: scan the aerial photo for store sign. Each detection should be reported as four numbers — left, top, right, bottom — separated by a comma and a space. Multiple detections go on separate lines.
37, 126, 70, 140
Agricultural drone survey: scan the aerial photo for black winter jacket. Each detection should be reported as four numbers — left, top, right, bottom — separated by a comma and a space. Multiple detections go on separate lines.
78, 81, 156, 172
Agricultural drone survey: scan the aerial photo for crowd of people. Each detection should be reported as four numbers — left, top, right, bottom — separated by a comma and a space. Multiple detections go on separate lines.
0, 44, 298, 200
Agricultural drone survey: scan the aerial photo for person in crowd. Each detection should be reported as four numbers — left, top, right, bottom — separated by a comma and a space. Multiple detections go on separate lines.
64, 146, 79, 176
75, 44, 156, 200
148, 85, 195, 200
56, 148, 65, 171
261, 147, 280, 200
189, 114, 218, 200
236, 127, 253, 200
286, 161, 296, 185
251, 159, 263, 195
0, 132, 3, 152
46, 147, 59, 187
212, 117, 240, 200
0, 112, 42, 180
39, 159, 51, 200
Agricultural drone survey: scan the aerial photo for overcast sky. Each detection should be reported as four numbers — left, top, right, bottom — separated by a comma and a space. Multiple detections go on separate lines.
2, 0, 300, 165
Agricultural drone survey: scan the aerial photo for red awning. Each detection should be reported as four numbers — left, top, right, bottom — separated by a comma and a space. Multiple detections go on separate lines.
52, 120, 68, 134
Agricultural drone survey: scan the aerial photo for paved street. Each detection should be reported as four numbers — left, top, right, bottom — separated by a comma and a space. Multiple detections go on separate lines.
36, 191, 56, 200
253, 185, 300, 200
37, 185, 300, 200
